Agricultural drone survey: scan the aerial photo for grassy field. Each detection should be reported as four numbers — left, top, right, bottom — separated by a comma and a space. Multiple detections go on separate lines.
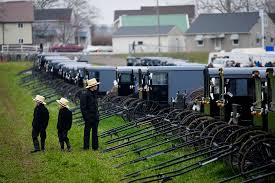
118, 52, 209, 64
0, 62, 237, 183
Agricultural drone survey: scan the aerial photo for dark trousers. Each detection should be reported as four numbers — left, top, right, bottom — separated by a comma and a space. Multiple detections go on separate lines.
32, 128, 46, 150
84, 123, 98, 150
58, 130, 70, 149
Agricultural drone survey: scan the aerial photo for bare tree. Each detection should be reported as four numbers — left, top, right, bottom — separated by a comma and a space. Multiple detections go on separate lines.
57, 20, 75, 44
32, 0, 59, 9
32, 0, 99, 44
60, 0, 99, 44
198, 0, 232, 13
61, 0, 99, 27
198, 0, 274, 13
33, 0, 99, 22
262, 0, 275, 13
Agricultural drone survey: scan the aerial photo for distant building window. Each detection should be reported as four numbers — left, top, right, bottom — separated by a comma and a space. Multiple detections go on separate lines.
232, 39, 239, 45
18, 39, 24, 44
18, 23, 23, 28
138, 41, 143, 45
271, 37, 274, 43
197, 40, 204, 47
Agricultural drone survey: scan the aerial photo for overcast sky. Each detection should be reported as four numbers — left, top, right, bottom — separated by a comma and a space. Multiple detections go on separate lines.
92, 0, 195, 25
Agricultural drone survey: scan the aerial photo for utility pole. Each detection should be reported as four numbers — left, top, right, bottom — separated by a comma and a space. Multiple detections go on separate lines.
156, 0, 160, 53
260, 9, 265, 49
63, 22, 66, 44
194, 0, 199, 18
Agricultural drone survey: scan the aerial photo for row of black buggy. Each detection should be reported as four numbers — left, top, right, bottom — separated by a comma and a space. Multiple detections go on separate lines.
18, 53, 275, 182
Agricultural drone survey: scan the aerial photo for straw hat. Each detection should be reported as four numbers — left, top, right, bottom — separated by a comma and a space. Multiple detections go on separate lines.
33, 95, 46, 105
86, 78, 100, 89
56, 97, 69, 108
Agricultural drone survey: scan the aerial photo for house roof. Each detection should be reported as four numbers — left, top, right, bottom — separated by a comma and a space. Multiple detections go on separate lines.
0, 1, 34, 22
113, 25, 175, 37
269, 13, 275, 24
186, 12, 259, 34
34, 8, 72, 21
114, 5, 195, 21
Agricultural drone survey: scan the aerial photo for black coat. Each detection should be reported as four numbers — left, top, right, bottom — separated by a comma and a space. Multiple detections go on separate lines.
57, 107, 72, 131
80, 89, 99, 125
32, 104, 49, 130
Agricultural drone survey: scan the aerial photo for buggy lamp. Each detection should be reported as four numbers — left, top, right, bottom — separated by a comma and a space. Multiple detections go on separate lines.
216, 100, 225, 107
198, 97, 210, 105
144, 85, 149, 91
251, 111, 263, 117
171, 97, 175, 103
149, 73, 153, 79
230, 112, 240, 118
202, 97, 210, 105
218, 68, 224, 75
252, 71, 260, 78
113, 80, 118, 86
251, 108, 264, 117
265, 71, 275, 77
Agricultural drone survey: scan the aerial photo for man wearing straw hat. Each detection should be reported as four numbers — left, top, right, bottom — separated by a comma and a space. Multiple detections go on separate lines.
80, 78, 100, 150
56, 97, 72, 151
31, 95, 49, 153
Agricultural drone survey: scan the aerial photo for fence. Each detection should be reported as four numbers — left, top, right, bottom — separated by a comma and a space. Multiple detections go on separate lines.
0, 53, 37, 62
1, 45, 50, 54
0, 45, 40, 62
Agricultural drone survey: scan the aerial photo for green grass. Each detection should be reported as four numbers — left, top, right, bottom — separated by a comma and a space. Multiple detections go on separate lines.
118, 52, 209, 64
0, 62, 238, 182
0, 63, 121, 182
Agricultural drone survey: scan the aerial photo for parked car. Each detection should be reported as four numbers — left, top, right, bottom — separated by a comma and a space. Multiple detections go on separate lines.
49, 44, 84, 52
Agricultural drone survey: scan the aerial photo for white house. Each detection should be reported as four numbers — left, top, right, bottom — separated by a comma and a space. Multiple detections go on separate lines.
112, 25, 184, 54
0, 1, 34, 47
